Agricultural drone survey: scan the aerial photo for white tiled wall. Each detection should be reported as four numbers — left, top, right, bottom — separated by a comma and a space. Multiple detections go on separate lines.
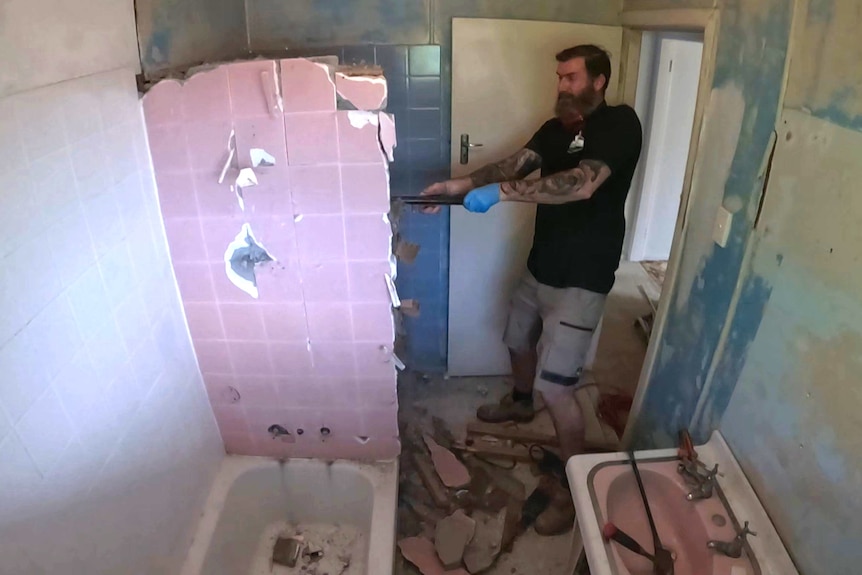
0, 68, 224, 574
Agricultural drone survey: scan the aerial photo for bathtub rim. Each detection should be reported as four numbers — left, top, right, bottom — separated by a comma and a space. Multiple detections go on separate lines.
180, 455, 398, 575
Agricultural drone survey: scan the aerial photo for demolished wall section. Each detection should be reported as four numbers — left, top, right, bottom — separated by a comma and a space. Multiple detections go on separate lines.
143, 58, 400, 460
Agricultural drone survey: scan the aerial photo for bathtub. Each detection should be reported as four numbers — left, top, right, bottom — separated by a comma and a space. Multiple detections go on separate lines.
181, 456, 398, 575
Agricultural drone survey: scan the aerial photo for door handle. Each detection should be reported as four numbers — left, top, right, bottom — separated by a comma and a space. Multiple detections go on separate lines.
460, 134, 483, 164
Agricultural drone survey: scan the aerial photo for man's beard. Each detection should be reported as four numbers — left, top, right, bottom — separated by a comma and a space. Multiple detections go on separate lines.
555, 88, 598, 129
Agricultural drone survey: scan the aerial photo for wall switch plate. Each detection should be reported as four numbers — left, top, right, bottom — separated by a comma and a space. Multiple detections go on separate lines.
713, 205, 733, 248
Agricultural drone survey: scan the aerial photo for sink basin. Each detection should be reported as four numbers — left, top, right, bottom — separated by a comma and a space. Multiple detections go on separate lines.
567, 432, 799, 575
590, 457, 755, 575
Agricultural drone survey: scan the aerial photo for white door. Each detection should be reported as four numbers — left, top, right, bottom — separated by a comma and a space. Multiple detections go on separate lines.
448, 18, 623, 376
628, 33, 703, 262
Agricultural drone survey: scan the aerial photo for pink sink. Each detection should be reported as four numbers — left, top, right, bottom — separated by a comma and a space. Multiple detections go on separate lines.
588, 458, 759, 575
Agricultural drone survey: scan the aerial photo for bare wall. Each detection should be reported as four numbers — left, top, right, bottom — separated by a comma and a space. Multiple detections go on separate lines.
0, 0, 139, 97
716, 1, 862, 573
136, 0, 248, 75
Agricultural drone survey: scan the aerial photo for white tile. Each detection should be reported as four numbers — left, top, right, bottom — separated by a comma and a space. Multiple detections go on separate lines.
43, 438, 98, 507
0, 95, 25, 176
67, 394, 120, 469
114, 170, 147, 235
0, 264, 26, 346
15, 388, 74, 475
46, 201, 97, 287
6, 234, 62, 323
86, 319, 129, 389
0, 167, 38, 258
14, 83, 68, 162
0, 433, 43, 517
52, 350, 104, 418
129, 335, 165, 399
0, 327, 51, 422
95, 69, 140, 129
26, 295, 84, 381
66, 265, 112, 343
62, 76, 104, 144
104, 124, 138, 185
114, 290, 149, 354
103, 361, 146, 424
69, 133, 110, 200
99, 241, 138, 309
29, 148, 78, 227
82, 191, 124, 257
0, 405, 11, 444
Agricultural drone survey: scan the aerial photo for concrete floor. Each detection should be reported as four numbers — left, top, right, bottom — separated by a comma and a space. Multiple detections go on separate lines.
395, 261, 659, 574
589, 261, 657, 396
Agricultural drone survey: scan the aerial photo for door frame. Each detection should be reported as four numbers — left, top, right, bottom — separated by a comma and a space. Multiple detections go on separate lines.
618, 8, 720, 448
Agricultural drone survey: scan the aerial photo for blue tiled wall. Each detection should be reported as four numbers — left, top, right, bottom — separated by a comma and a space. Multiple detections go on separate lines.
281, 44, 449, 372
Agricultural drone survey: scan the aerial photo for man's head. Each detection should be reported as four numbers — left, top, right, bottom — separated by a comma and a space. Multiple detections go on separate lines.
554, 45, 611, 127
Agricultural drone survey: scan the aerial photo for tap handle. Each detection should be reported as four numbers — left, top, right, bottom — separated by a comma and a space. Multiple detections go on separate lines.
739, 521, 758, 539
704, 463, 719, 481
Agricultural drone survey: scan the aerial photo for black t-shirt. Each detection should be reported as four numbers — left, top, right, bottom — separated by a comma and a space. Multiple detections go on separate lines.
524, 102, 642, 294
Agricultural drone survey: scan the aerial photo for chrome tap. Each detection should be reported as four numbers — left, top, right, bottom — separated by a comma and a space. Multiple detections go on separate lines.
685, 463, 719, 501
708, 521, 757, 558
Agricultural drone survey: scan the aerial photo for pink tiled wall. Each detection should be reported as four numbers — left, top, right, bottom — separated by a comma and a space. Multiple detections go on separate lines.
143, 58, 399, 460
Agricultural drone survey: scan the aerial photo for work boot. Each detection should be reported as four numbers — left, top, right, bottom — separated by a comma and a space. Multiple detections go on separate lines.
476, 392, 535, 423
534, 477, 576, 536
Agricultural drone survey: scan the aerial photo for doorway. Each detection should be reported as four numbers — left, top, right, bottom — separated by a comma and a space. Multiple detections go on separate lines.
588, 31, 705, 404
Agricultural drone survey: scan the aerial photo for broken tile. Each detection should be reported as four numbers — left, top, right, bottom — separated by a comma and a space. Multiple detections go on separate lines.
284, 112, 339, 165
337, 111, 385, 164
234, 117, 287, 169
182, 67, 231, 123
300, 261, 350, 302
281, 58, 337, 113
398, 537, 470, 575
290, 165, 342, 215
424, 435, 471, 488
345, 214, 391, 260
463, 510, 506, 574
336, 72, 388, 111
435, 510, 476, 570
227, 60, 279, 118
142, 79, 183, 126
341, 163, 390, 214
379, 112, 397, 162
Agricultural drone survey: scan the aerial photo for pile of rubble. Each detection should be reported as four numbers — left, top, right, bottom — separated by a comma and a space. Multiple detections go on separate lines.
396, 416, 564, 574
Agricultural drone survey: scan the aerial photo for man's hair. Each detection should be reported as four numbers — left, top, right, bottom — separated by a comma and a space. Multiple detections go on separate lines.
556, 44, 612, 92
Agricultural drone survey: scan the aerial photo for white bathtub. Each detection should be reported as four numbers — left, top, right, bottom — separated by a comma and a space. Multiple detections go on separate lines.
181, 456, 398, 575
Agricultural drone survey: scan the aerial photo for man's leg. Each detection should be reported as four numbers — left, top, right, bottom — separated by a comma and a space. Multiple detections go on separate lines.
532, 285, 606, 536
476, 274, 542, 423
509, 347, 538, 396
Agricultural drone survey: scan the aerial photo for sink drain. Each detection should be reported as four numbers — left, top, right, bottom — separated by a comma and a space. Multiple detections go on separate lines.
712, 514, 727, 527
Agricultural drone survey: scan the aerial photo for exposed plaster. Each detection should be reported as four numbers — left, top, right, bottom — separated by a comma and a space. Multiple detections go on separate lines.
223, 223, 274, 299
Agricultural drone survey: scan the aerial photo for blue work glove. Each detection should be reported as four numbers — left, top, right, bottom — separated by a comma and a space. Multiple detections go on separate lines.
463, 184, 501, 213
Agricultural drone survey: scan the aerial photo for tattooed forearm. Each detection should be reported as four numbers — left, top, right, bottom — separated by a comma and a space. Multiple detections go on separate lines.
468, 149, 543, 188
500, 159, 611, 204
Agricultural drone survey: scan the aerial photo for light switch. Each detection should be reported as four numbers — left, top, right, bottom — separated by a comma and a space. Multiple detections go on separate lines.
713, 205, 733, 248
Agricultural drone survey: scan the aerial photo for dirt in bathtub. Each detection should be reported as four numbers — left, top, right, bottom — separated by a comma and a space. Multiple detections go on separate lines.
252, 521, 366, 575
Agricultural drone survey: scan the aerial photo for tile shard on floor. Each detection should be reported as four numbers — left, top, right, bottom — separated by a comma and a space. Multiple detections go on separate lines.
424, 434, 471, 488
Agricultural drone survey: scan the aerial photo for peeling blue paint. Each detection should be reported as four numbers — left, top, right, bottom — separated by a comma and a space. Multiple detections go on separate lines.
692, 271, 773, 440
630, 0, 793, 449
810, 85, 862, 132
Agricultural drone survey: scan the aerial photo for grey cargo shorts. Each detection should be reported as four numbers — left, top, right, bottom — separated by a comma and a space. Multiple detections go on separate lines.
503, 272, 606, 396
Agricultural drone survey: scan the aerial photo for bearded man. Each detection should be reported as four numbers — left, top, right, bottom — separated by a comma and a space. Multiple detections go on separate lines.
421, 44, 643, 534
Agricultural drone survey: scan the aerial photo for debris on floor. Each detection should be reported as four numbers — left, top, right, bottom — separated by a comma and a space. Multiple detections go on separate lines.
399, 537, 471, 575
435, 511, 476, 569
256, 522, 363, 575
424, 435, 471, 488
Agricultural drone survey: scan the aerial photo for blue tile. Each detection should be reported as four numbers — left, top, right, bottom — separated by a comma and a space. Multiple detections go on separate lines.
408, 77, 441, 109
386, 76, 408, 110
342, 45, 375, 66
408, 139, 445, 171
408, 109, 442, 140
409, 170, 449, 196
389, 168, 409, 196
408, 45, 441, 76
376, 45, 408, 76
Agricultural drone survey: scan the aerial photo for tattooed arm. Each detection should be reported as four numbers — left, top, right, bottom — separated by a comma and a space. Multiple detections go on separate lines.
499, 159, 611, 204
421, 148, 543, 198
